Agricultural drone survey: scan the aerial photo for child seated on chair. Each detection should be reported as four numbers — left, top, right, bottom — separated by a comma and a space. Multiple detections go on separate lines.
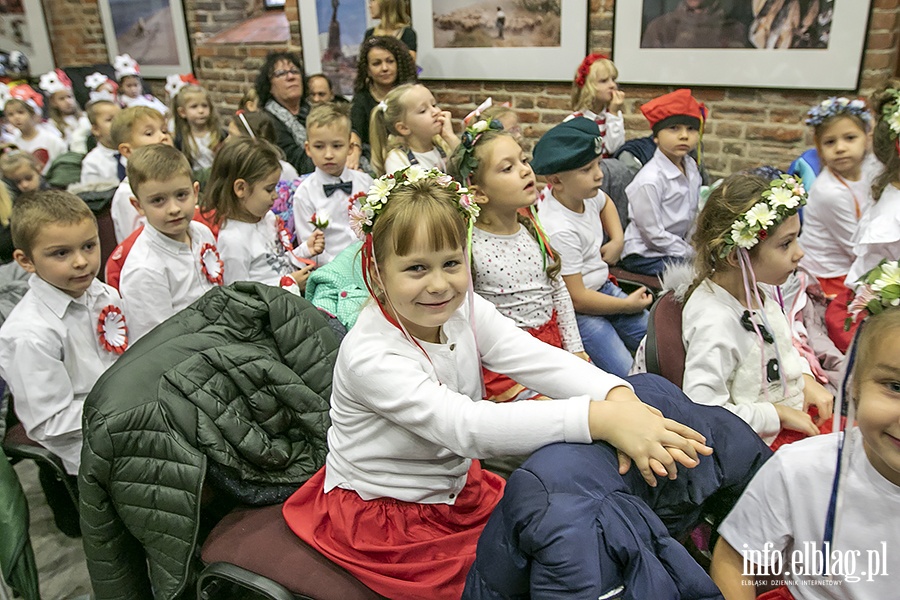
109, 106, 173, 243
118, 144, 220, 341
0, 190, 128, 475
79, 99, 121, 184
532, 117, 651, 377
681, 173, 834, 450
620, 89, 705, 277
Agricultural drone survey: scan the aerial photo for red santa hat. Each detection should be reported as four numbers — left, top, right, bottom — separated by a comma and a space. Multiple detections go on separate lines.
641, 88, 706, 135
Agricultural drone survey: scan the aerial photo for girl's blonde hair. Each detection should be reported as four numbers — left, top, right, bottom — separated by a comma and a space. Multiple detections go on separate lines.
0, 151, 40, 179
47, 90, 82, 139
370, 178, 467, 272
852, 307, 900, 400
0, 180, 12, 227
571, 58, 619, 113
372, 0, 411, 29
239, 87, 259, 112
447, 129, 560, 280
870, 82, 900, 201
688, 173, 771, 298
172, 85, 223, 168
3, 98, 36, 117
201, 136, 282, 225
369, 83, 448, 176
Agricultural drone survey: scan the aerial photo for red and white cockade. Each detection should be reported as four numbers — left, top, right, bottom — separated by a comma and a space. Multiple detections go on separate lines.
200, 243, 224, 285
97, 305, 128, 354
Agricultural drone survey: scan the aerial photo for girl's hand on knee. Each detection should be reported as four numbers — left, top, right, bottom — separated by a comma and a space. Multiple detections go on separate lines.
624, 287, 653, 313
802, 374, 834, 425
775, 404, 820, 437
589, 400, 712, 486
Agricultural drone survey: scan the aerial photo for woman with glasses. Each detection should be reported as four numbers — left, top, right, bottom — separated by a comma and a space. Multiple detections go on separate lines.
255, 51, 314, 175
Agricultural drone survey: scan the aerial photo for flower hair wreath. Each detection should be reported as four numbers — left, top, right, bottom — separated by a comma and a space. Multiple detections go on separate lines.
721, 175, 807, 258
805, 97, 872, 129
456, 119, 504, 185
845, 259, 900, 330
349, 166, 479, 240
882, 88, 900, 141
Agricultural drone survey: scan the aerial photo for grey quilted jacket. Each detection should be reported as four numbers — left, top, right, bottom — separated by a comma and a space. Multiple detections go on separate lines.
79, 283, 339, 600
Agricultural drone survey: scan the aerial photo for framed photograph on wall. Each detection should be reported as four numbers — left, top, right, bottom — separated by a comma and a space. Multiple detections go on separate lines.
0, 0, 53, 73
613, 0, 872, 90
412, 0, 588, 81
298, 0, 370, 99
97, 0, 193, 79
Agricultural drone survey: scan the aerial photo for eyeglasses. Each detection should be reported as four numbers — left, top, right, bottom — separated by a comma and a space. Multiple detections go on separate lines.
272, 68, 301, 79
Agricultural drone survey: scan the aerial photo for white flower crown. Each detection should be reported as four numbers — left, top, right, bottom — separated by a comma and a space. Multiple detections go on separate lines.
721, 175, 807, 257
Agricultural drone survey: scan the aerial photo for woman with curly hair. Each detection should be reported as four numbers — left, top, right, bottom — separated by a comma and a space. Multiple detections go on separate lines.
350, 36, 417, 153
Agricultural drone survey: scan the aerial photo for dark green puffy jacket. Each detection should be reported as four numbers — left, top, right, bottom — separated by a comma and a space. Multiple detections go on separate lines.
79, 283, 339, 600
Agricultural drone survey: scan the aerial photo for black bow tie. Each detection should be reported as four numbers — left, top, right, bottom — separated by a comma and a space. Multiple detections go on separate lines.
323, 180, 353, 197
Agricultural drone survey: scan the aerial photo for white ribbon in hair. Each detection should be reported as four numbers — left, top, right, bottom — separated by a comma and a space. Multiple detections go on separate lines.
377, 100, 388, 113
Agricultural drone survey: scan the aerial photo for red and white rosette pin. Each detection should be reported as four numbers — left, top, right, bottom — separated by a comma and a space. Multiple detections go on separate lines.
97, 305, 128, 354
200, 243, 224, 285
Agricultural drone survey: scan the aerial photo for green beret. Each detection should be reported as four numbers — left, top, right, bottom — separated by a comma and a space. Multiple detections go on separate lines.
531, 117, 604, 175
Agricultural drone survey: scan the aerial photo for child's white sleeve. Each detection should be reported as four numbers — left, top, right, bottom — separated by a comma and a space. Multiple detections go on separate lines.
628, 183, 693, 256
383, 149, 410, 174
0, 335, 82, 441
119, 268, 177, 341
292, 184, 316, 248
717, 451, 794, 568
682, 303, 781, 438
604, 110, 625, 154
218, 231, 252, 285
550, 274, 584, 353
111, 186, 143, 244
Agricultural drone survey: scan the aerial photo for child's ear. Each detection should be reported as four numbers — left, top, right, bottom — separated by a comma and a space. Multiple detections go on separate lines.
13, 249, 35, 274
545, 174, 561, 187
176, 106, 187, 119
723, 250, 741, 269
393, 120, 411, 137
469, 184, 489, 205
304, 140, 312, 157
233, 178, 248, 199
118, 142, 133, 159
129, 196, 146, 217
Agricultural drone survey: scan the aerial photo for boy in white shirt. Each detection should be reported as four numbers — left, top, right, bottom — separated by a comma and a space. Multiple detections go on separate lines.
0, 191, 127, 515
109, 106, 173, 243
118, 144, 219, 340
293, 103, 373, 265
79, 99, 122, 184
620, 89, 705, 276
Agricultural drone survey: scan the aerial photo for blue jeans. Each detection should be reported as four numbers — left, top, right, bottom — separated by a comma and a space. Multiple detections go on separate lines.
620, 254, 688, 277
575, 280, 649, 377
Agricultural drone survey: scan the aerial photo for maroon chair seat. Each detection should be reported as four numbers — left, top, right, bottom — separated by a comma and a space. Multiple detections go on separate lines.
609, 265, 662, 292
199, 503, 383, 600
645, 291, 686, 388
3, 422, 79, 508
4, 422, 39, 448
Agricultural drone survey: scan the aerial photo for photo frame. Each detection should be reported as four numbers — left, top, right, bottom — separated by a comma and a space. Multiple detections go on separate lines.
412, 0, 588, 81
0, 0, 53, 73
298, 0, 370, 99
613, 0, 872, 90
97, 0, 193, 79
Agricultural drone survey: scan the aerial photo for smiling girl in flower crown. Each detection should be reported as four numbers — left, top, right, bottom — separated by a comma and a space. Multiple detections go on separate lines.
682, 173, 835, 450
281, 165, 712, 600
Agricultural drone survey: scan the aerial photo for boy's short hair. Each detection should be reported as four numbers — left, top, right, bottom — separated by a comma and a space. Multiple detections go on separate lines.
86, 99, 117, 126
126, 144, 193, 198
307, 73, 333, 92
305, 103, 351, 135
0, 151, 40, 178
11, 190, 96, 256
111, 106, 165, 147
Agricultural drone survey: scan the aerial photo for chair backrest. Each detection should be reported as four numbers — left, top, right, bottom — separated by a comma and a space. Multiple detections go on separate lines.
645, 290, 686, 388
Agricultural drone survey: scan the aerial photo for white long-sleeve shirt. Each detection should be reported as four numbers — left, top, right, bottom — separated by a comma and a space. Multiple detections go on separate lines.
324, 293, 629, 504
80, 143, 120, 184
623, 148, 700, 260
682, 279, 810, 445
846, 185, 900, 286
0, 276, 125, 474
218, 212, 296, 286
110, 176, 144, 243
119, 221, 219, 340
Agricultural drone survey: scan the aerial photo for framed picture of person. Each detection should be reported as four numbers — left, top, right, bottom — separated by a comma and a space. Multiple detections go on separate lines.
613, 0, 872, 90
298, 0, 370, 99
97, 0, 193, 79
412, 0, 588, 81
0, 0, 53, 73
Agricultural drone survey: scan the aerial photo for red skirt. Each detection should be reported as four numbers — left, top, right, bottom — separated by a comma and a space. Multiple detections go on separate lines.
282, 461, 505, 600
824, 286, 858, 354
483, 311, 564, 402
758, 585, 794, 600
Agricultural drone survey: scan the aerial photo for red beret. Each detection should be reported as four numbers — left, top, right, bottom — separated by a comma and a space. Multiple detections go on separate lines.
641, 89, 706, 134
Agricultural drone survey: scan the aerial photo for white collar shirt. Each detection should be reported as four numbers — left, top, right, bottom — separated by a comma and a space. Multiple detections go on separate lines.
218, 211, 294, 286
80, 143, 120, 184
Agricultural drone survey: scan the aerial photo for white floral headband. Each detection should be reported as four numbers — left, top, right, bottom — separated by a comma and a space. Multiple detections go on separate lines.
350, 166, 479, 239
805, 97, 871, 129
722, 175, 807, 257
882, 88, 900, 141
113, 54, 140, 80
38, 69, 72, 96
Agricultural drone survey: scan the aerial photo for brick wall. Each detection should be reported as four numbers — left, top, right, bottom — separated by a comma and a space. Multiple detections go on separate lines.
41, 0, 900, 176
187, 0, 264, 43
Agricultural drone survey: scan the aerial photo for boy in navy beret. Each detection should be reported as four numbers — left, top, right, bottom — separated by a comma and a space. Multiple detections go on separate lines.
532, 118, 652, 377
620, 88, 706, 276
